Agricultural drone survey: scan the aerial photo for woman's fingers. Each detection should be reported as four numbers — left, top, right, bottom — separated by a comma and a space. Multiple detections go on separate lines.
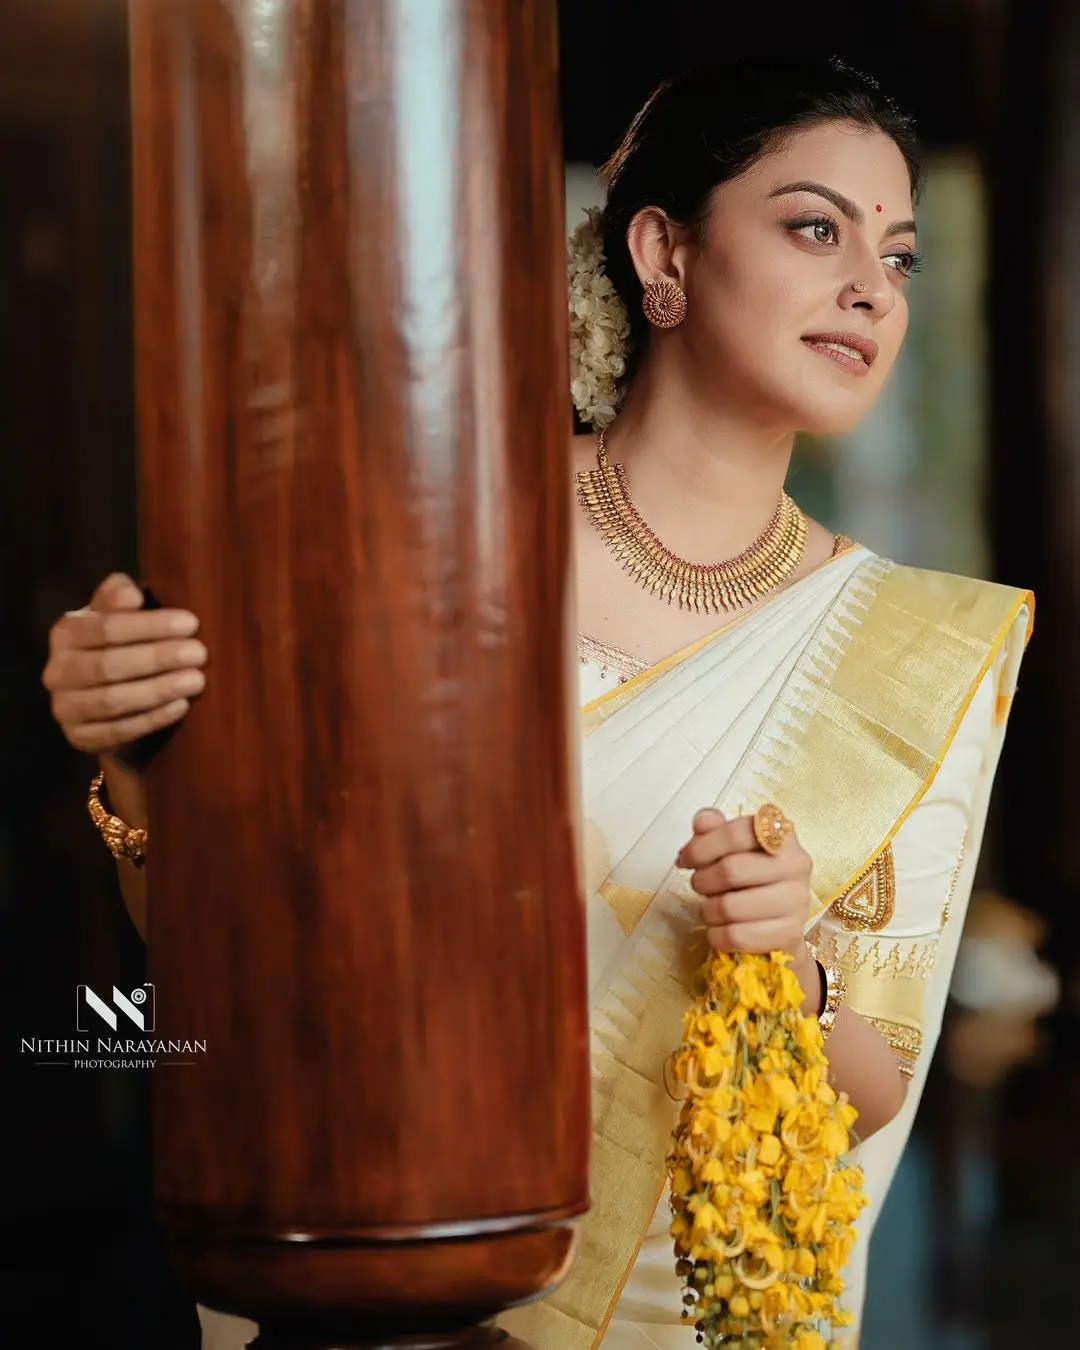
48, 605, 199, 658
700, 882, 798, 928
89, 572, 145, 613
690, 849, 779, 896
51, 667, 206, 727
682, 807, 816, 960
679, 811, 810, 880
706, 916, 800, 954
677, 814, 758, 868
65, 698, 193, 754
43, 573, 207, 755
45, 637, 208, 692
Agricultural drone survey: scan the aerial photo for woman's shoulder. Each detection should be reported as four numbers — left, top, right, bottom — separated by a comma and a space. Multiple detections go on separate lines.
826, 556, 1032, 822
854, 552, 1033, 643
844, 553, 1033, 737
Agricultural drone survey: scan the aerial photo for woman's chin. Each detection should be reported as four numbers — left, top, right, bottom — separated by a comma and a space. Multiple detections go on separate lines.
793, 391, 879, 439
754, 366, 882, 440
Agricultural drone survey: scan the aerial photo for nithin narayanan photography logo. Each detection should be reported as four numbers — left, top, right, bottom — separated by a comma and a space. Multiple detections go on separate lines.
20, 982, 207, 1069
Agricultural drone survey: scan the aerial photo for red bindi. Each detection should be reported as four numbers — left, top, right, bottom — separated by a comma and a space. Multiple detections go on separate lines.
876, 203, 883, 213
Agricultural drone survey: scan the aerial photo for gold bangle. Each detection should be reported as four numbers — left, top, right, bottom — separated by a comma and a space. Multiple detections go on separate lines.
88, 771, 148, 867
817, 960, 846, 1042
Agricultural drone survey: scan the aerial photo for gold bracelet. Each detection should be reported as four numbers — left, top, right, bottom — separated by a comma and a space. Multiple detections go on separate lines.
88, 771, 148, 867
817, 960, 847, 1042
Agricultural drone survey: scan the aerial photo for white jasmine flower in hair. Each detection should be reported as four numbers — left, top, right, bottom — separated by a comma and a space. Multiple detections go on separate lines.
566, 209, 631, 429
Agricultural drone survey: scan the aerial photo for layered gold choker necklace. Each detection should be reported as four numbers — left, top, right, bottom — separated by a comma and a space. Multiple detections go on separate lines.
576, 430, 809, 614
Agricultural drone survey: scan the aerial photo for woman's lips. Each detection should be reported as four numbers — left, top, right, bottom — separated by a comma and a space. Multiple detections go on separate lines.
802, 331, 878, 378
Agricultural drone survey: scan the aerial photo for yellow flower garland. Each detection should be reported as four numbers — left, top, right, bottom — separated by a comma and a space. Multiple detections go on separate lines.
668, 950, 868, 1349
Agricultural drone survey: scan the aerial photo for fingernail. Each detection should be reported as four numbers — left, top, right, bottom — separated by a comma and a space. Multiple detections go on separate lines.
176, 640, 208, 665
694, 808, 723, 831
175, 670, 206, 695
169, 612, 199, 636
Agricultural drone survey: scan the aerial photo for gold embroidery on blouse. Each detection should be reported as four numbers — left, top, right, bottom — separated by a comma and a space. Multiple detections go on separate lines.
809, 928, 936, 1078
899, 944, 938, 981
867, 1016, 922, 1078
812, 930, 938, 983
576, 633, 651, 679
830, 848, 896, 932
940, 836, 968, 929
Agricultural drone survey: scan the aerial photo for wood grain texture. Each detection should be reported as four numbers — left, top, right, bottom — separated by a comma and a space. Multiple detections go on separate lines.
129, 1, 586, 1342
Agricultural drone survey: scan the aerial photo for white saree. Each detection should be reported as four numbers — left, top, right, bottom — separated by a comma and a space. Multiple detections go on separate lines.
199, 546, 1031, 1350
503, 544, 1031, 1349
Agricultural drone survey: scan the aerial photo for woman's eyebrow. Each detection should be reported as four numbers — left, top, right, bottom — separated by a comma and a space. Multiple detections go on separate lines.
769, 180, 916, 239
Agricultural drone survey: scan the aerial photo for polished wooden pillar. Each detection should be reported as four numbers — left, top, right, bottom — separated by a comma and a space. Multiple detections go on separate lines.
128, 2, 588, 1345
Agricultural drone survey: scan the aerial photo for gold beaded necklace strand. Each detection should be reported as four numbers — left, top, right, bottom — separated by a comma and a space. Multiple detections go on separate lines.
576, 430, 809, 614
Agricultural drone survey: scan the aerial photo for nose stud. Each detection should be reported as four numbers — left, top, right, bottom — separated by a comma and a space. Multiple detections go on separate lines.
852, 281, 870, 294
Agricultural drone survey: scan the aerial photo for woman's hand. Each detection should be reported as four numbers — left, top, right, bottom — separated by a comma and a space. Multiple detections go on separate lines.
677, 807, 819, 996
43, 573, 207, 757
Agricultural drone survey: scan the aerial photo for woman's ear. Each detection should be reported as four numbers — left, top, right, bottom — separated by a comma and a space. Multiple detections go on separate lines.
626, 207, 691, 291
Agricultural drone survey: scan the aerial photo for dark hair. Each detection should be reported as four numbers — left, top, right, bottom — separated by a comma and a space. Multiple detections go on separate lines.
599, 56, 924, 375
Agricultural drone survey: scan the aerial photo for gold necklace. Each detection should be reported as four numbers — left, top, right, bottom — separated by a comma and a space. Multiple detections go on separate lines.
576, 430, 809, 614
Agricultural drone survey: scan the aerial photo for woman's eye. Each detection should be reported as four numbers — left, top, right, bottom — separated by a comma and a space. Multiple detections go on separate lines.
883, 250, 922, 278
790, 218, 840, 246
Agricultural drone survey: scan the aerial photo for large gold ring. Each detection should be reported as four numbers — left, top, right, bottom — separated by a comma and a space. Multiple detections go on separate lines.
753, 803, 794, 857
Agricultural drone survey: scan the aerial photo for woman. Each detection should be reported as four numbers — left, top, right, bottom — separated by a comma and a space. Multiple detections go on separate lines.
44, 57, 1030, 1350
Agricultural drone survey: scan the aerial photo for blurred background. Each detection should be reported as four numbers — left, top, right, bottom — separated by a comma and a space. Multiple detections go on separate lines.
2, 1, 1079, 1346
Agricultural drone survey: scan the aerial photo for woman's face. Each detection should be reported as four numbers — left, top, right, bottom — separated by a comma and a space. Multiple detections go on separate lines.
667, 121, 918, 436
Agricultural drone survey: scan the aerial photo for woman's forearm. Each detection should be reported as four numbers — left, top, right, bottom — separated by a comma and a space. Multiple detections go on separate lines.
818, 1008, 907, 1139
792, 948, 906, 1139
100, 754, 148, 941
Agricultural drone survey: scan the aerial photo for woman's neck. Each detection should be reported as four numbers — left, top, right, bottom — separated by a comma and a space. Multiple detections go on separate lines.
604, 364, 796, 564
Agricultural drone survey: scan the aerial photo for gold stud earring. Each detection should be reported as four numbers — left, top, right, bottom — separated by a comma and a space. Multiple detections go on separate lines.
642, 279, 687, 329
